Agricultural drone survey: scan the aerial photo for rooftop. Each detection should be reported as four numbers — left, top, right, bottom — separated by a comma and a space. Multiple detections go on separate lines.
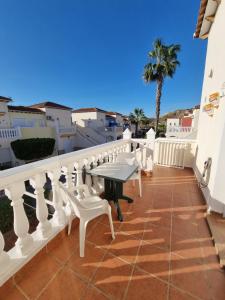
8, 105, 45, 114
30, 101, 72, 111
0, 96, 12, 103
194, 0, 220, 39
72, 107, 108, 113
1, 166, 224, 300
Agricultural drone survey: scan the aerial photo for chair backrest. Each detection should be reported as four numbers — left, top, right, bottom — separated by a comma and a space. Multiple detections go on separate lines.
116, 152, 137, 166
58, 183, 84, 218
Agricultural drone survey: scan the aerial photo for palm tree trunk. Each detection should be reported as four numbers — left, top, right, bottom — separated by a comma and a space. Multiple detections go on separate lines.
155, 78, 163, 133
135, 123, 138, 137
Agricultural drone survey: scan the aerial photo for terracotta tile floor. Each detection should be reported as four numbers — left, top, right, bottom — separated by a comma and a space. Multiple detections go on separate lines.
1, 166, 225, 300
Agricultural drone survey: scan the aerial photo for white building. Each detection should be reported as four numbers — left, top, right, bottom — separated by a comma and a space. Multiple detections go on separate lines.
166, 107, 200, 139
30, 101, 76, 154
194, 0, 225, 215
72, 107, 124, 146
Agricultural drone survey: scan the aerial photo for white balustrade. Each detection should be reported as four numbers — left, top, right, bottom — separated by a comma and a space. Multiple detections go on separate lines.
0, 128, 21, 141
154, 138, 196, 168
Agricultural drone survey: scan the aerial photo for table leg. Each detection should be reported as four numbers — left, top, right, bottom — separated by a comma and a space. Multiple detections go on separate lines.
113, 181, 124, 222
104, 179, 133, 222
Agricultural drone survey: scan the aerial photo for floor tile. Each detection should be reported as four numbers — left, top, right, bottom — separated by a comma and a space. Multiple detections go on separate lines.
14, 249, 61, 299
168, 286, 196, 300
170, 254, 212, 300
87, 223, 114, 250
125, 267, 168, 300
136, 241, 170, 281
206, 269, 225, 300
171, 232, 203, 264
38, 267, 87, 300
143, 225, 171, 250
47, 231, 79, 264
67, 241, 106, 281
108, 232, 141, 264
82, 285, 110, 300
0, 279, 26, 300
92, 253, 133, 300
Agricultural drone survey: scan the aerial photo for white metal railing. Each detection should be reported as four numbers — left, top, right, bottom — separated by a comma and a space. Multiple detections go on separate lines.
0, 128, 21, 141
0, 133, 196, 286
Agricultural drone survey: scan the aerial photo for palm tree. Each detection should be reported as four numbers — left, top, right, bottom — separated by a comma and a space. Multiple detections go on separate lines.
143, 39, 180, 133
129, 108, 146, 137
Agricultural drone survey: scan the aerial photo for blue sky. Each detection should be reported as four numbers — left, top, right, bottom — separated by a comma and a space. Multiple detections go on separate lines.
0, 0, 206, 117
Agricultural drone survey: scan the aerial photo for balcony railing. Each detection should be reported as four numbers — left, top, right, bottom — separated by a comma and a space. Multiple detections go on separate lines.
0, 128, 21, 141
57, 126, 76, 135
0, 135, 196, 286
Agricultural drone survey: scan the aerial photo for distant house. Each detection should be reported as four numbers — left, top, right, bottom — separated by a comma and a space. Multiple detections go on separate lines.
30, 101, 76, 154
72, 107, 124, 144
166, 106, 200, 139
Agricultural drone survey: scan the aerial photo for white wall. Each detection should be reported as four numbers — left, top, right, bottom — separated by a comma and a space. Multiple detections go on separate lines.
0, 102, 11, 128
43, 108, 72, 129
9, 111, 46, 128
72, 111, 106, 128
166, 118, 180, 127
195, 0, 225, 215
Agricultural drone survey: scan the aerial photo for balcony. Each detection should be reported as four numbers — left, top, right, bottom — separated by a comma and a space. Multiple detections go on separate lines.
0, 137, 224, 299
166, 126, 194, 139
0, 128, 21, 142
57, 126, 76, 137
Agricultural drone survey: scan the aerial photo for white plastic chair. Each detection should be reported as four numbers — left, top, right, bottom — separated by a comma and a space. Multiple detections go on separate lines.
59, 183, 115, 257
116, 152, 142, 197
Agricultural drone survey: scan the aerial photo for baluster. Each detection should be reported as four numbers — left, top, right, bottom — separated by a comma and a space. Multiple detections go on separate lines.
0, 231, 10, 276
99, 154, 104, 164
33, 174, 52, 239
65, 163, 75, 190
108, 151, 113, 163
75, 161, 84, 198
84, 160, 93, 193
91, 156, 100, 194
112, 149, 117, 162
6, 184, 33, 256
62, 164, 75, 226
48, 169, 67, 227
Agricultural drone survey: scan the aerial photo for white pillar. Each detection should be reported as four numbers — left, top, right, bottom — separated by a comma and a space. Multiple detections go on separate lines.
6, 185, 33, 256
34, 174, 52, 239
123, 128, 132, 152
48, 169, 67, 227
146, 128, 156, 141
145, 128, 156, 172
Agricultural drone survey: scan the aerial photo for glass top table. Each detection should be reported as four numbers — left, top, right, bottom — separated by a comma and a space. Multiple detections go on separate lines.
87, 162, 138, 221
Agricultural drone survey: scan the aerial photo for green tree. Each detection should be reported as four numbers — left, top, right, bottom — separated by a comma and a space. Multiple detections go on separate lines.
143, 39, 180, 133
129, 108, 146, 137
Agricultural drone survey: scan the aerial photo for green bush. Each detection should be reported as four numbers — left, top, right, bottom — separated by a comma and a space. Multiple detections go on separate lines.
11, 138, 55, 161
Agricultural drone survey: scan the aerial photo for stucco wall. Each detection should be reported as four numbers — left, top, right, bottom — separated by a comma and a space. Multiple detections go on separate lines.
72, 111, 106, 128
0, 103, 11, 128
166, 118, 180, 127
42, 107, 72, 129
9, 111, 46, 128
195, 1, 225, 215
20, 127, 56, 139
